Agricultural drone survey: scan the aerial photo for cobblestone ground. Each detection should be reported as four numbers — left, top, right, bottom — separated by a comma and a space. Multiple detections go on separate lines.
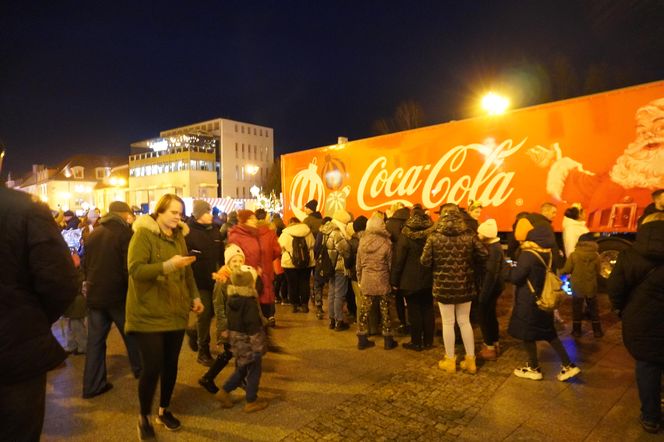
283, 291, 619, 442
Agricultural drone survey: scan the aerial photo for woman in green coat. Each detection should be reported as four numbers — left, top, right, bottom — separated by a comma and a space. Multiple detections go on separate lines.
126, 194, 204, 439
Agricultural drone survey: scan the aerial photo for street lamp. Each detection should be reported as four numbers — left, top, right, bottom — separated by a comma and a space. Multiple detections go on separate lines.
245, 164, 259, 176
481, 92, 510, 115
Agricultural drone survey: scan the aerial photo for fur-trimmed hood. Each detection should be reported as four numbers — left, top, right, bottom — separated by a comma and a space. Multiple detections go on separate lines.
132, 214, 190, 237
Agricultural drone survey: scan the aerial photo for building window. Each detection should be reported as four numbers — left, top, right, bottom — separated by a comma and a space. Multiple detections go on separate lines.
235, 144, 238, 158
214, 122, 219, 130
235, 165, 239, 180
243, 187, 246, 198
71, 166, 84, 179
236, 187, 239, 197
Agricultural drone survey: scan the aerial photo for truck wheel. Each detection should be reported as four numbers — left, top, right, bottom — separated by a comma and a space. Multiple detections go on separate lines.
596, 237, 632, 291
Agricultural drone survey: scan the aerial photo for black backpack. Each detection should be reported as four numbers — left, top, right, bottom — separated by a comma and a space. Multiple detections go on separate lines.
290, 236, 310, 268
314, 234, 336, 282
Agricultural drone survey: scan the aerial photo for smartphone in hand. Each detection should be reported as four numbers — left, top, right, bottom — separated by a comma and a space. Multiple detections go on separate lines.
188, 249, 202, 256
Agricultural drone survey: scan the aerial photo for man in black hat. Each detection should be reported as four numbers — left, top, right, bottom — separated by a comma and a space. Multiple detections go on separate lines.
302, 199, 322, 237
0, 145, 78, 440
82, 201, 142, 398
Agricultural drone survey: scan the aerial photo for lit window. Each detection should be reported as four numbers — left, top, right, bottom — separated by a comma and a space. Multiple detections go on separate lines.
71, 166, 84, 179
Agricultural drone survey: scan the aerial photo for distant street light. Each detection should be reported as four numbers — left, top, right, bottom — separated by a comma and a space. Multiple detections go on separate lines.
481, 92, 510, 115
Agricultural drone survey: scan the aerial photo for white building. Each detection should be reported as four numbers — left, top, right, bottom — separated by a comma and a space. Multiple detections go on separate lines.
159, 118, 274, 199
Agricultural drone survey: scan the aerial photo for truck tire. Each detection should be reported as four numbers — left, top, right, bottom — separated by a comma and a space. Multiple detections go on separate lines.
596, 236, 633, 291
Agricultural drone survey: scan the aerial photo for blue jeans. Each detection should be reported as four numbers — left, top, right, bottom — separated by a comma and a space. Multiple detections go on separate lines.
84, 306, 142, 396
635, 359, 663, 424
223, 353, 262, 402
328, 272, 348, 322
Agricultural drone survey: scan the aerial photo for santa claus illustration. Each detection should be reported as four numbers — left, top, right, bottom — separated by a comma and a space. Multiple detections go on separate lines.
528, 97, 664, 230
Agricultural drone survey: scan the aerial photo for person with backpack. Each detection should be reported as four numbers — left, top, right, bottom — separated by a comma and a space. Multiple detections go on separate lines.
278, 217, 315, 313
508, 221, 581, 382
607, 213, 664, 434
318, 209, 352, 331
560, 233, 602, 338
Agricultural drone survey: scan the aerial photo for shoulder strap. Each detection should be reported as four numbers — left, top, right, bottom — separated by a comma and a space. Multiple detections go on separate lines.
524, 249, 551, 270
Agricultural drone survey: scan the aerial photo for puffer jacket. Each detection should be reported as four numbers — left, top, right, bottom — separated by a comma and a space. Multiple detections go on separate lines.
560, 240, 600, 297
356, 222, 392, 296
319, 220, 351, 273
391, 212, 434, 292
608, 218, 664, 365
125, 215, 200, 333
420, 210, 487, 304
507, 225, 558, 341
0, 188, 78, 384
279, 222, 315, 269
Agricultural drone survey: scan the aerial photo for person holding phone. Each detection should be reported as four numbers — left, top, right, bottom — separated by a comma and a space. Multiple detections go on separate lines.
126, 194, 204, 439
185, 200, 223, 367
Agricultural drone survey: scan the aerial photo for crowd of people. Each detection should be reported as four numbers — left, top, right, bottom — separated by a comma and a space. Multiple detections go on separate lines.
2, 180, 663, 439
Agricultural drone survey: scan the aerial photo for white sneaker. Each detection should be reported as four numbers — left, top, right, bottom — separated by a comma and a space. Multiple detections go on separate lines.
513, 365, 543, 380
557, 364, 581, 381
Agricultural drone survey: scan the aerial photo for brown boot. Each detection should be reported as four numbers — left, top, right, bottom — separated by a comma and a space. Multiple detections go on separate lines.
478, 345, 497, 361
215, 389, 234, 408
243, 398, 269, 413
460, 355, 477, 374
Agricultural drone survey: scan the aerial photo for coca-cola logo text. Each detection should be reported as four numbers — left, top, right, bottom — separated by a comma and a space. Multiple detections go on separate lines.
356, 138, 525, 210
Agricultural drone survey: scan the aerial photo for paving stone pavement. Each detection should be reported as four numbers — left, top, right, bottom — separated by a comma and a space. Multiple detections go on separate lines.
43, 289, 661, 441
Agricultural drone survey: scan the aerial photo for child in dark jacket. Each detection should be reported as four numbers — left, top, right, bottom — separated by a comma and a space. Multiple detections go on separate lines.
560, 234, 602, 338
476, 219, 505, 361
215, 265, 269, 413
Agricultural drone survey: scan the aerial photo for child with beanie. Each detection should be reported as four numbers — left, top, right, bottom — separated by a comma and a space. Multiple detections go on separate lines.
215, 264, 269, 413
560, 233, 602, 338
197, 244, 246, 394
476, 219, 505, 361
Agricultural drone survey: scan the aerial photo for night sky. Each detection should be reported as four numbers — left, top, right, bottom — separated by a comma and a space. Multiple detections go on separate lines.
2, 0, 663, 178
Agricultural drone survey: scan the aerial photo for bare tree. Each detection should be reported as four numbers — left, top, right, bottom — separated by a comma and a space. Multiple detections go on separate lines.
371, 100, 425, 135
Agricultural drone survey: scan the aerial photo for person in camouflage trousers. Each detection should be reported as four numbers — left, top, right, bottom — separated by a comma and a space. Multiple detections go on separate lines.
355, 213, 397, 350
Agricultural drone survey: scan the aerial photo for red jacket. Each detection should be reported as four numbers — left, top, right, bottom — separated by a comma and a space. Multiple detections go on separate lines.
228, 223, 281, 304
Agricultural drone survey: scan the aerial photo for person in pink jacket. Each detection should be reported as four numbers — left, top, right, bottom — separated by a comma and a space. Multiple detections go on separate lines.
228, 210, 281, 325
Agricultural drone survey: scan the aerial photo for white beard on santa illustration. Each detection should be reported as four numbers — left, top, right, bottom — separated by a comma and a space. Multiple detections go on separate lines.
609, 98, 664, 190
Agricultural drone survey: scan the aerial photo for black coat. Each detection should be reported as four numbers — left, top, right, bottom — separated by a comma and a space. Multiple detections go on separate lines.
507, 226, 558, 341
83, 213, 132, 309
186, 219, 223, 292
0, 188, 78, 384
386, 208, 410, 271
607, 219, 664, 365
391, 213, 433, 292
479, 241, 505, 303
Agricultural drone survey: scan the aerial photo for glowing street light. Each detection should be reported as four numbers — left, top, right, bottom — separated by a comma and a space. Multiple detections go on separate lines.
481, 92, 510, 115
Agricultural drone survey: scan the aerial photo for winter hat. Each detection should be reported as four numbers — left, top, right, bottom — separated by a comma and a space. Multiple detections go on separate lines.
352, 215, 368, 233
332, 208, 352, 225
109, 201, 131, 213
305, 199, 318, 212
237, 209, 255, 225
192, 200, 211, 219
63, 210, 75, 217
477, 219, 498, 239
366, 212, 385, 232
224, 244, 245, 264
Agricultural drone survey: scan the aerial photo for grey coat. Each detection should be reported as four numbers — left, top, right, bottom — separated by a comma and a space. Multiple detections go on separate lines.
356, 228, 392, 296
